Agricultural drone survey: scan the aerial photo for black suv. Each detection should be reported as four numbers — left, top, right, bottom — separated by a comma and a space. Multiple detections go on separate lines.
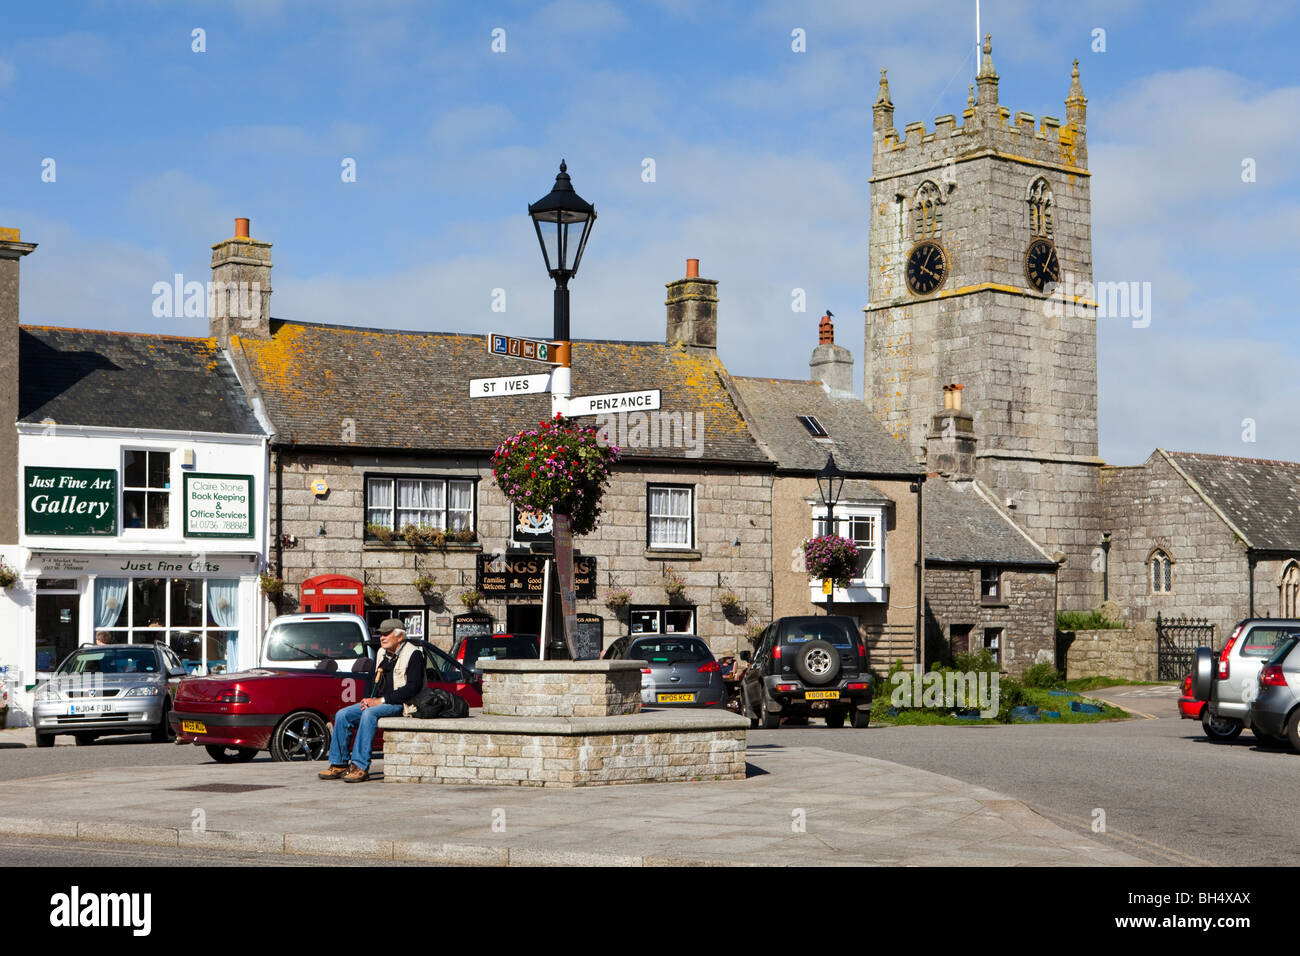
739, 616, 873, 728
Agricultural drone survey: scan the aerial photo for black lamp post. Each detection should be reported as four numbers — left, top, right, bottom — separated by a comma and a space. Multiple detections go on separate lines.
529, 160, 596, 344
1101, 532, 1111, 602
529, 161, 596, 659
816, 453, 845, 537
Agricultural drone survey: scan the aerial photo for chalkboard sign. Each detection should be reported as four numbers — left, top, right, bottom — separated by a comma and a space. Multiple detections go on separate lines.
573, 613, 604, 661
453, 613, 493, 644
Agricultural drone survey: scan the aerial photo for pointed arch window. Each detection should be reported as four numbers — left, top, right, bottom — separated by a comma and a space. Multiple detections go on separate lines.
1281, 562, 1300, 617
1028, 177, 1054, 238
1150, 549, 1173, 594
913, 181, 943, 239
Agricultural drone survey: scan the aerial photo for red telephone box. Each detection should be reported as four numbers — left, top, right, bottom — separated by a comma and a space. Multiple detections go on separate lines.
299, 574, 365, 615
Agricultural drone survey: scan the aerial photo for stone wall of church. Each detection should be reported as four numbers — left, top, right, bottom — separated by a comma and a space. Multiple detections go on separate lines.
1100, 455, 1249, 642
923, 564, 1057, 675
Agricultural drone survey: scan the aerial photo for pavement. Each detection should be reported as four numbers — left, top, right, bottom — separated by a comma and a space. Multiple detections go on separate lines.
0, 726, 1142, 866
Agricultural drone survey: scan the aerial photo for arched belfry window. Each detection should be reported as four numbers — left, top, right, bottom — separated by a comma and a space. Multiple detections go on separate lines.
1027, 177, 1054, 238
1149, 548, 1173, 594
1281, 562, 1300, 617
913, 181, 943, 239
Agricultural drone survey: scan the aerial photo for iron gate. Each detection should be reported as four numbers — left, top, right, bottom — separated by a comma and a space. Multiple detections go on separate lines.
1155, 613, 1216, 681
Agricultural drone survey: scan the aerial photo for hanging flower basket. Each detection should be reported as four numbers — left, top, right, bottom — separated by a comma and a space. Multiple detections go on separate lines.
413, 573, 438, 595
662, 568, 687, 600
604, 588, 631, 611
802, 534, 860, 590
459, 590, 483, 611
0, 559, 19, 589
718, 590, 742, 613
258, 572, 285, 598
492, 414, 620, 537
363, 585, 388, 605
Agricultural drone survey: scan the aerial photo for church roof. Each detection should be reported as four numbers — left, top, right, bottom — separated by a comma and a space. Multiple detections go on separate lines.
1163, 450, 1300, 552
232, 320, 768, 464
923, 479, 1058, 567
18, 325, 264, 435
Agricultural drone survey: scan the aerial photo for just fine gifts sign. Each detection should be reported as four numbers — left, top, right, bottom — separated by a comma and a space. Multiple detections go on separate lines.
184, 473, 255, 538
25, 467, 117, 535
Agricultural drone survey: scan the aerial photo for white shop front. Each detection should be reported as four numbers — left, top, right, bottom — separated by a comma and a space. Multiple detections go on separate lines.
3, 424, 270, 724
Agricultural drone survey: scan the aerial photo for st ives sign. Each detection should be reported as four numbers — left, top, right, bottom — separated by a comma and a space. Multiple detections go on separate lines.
25, 467, 117, 536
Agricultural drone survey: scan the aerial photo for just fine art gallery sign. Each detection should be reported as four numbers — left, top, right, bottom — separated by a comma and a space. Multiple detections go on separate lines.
25, 467, 117, 535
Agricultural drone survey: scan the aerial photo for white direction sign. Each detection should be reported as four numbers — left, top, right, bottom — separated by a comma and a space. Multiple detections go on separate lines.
564, 389, 661, 417
469, 372, 552, 398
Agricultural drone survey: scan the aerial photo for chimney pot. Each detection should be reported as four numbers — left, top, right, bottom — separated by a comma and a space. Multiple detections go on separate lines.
952, 383, 963, 410
818, 312, 834, 345
235, 218, 250, 238
685, 258, 699, 278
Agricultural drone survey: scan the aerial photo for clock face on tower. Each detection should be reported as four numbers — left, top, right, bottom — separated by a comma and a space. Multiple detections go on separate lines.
1024, 238, 1060, 292
905, 240, 947, 296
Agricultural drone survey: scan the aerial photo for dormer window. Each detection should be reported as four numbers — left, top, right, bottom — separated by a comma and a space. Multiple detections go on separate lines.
797, 415, 828, 437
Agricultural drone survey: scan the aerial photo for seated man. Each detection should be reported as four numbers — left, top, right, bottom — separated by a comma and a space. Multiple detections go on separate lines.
318, 619, 425, 783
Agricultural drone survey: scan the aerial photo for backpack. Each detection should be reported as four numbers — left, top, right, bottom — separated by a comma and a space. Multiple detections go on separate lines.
412, 687, 469, 719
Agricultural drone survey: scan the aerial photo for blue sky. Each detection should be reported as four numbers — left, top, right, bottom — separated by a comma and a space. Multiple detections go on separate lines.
2, 0, 1297, 464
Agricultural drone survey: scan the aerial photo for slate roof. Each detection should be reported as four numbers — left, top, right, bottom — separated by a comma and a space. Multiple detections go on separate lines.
728, 377, 923, 476
233, 321, 768, 463
923, 479, 1057, 567
19, 326, 264, 435
1164, 450, 1300, 552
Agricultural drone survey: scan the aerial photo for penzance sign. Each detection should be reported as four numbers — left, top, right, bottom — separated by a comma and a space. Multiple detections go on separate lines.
24, 467, 118, 536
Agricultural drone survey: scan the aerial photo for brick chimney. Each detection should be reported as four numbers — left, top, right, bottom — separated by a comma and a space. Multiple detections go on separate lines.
927, 384, 977, 479
665, 258, 717, 349
0, 227, 36, 543
809, 312, 854, 398
210, 217, 272, 343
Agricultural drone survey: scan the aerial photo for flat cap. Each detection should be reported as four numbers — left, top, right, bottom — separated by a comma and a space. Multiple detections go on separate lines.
377, 618, 405, 634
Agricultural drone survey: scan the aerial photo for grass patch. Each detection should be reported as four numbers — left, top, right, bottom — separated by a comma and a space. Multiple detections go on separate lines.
1064, 676, 1167, 691
872, 684, 1128, 726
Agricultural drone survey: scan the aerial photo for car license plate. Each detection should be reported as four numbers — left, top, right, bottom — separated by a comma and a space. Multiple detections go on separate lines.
657, 693, 696, 703
68, 703, 112, 714
805, 691, 840, 700
182, 720, 207, 734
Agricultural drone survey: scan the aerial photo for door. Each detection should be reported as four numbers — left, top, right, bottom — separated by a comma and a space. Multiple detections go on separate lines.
36, 591, 81, 675
506, 603, 542, 635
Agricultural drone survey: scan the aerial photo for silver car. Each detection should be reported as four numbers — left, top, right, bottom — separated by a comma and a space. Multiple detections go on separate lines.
1193, 618, 1300, 740
33, 643, 187, 747
1245, 636, 1300, 749
622, 635, 728, 708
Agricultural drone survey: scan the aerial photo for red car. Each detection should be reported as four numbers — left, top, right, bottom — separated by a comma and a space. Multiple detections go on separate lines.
171, 614, 480, 762
1178, 672, 1205, 721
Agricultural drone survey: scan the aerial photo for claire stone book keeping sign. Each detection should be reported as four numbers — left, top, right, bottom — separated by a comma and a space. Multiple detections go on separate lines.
25, 467, 118, 535
183, 473, 255, 538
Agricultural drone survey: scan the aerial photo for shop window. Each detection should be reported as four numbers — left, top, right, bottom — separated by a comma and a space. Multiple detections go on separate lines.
93, 576, 240, 673
647, 485, 694, 549
123, 449, 172, 530
365, 475, 475, 534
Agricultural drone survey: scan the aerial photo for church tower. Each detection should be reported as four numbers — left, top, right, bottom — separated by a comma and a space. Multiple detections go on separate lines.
864, 38, 1103, 609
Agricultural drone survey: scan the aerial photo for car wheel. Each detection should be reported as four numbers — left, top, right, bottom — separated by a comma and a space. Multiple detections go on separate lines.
35, 733, 54, 748
794, 640, 841, 686
760, 693, 780, 729
269, 711, 330, 761
1286, 709, 1300, 752
151, 699, 176, 743
851, 708, 871, 729
824, 709, 846, 729
74, 732, 97, 746
1201, 710, 1241, 740
205, 745, 259, 764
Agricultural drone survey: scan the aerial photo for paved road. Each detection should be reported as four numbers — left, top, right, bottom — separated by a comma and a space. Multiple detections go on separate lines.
0, 834, 412, 867
757, 684, 1299, 866
0, 732, 211, 782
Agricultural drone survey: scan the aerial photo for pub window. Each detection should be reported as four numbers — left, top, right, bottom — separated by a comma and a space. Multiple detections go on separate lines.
1150, 549, 1173, 593
647, 485, 694, 549
123, 449, 172, 530
629, 606, 696, 635
365, 476, 475, 534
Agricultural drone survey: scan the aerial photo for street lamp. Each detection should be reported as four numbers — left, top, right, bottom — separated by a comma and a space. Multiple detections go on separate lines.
529, 160, 596, 343
816, 453, 845, 537
529, 161, 596, 659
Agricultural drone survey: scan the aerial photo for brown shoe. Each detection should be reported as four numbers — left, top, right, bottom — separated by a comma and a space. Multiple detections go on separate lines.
342, 764, 370, 783
317, 764, 349, 780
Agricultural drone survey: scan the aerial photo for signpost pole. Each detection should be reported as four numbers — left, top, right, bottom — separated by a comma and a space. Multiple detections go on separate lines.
538, 557, 553, 660
548, 323, 574, 658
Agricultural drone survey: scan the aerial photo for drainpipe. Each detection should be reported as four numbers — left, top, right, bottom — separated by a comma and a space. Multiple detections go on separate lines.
1248, 550, 1256, 617
913, 475, 926, 672
274, 449, 284, 578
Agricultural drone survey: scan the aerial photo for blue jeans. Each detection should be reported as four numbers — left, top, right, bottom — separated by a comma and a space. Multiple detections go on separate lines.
328, 702, 402, 771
